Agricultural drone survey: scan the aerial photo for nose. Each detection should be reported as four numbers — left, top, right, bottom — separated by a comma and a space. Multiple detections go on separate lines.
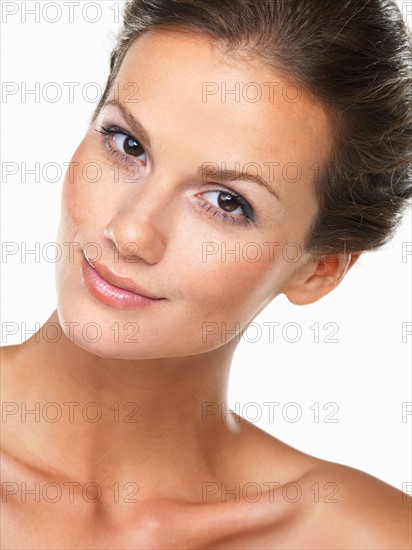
104, 183, 169, 265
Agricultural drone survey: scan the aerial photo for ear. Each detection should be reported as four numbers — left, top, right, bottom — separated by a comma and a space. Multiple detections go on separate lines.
283, 252, 360, 305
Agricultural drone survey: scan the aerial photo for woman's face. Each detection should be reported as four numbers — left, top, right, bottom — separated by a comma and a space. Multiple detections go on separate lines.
55, 29, 332, 359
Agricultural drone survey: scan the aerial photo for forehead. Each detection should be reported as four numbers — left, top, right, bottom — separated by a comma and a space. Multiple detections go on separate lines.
111, 29, 332, 185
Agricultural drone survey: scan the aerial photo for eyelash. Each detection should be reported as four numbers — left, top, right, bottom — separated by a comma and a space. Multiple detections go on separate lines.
196, 195, 254, 227
96, 124, 146, 165
95, 123, 255, 227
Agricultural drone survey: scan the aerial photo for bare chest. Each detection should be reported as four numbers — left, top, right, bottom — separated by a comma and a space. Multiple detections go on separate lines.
1, 493, 340, 550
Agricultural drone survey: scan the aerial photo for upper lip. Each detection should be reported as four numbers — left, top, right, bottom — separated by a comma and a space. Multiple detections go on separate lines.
83, 252, 165, 300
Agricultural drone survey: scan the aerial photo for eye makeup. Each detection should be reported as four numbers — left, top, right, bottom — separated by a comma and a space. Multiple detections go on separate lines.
95, 122, 256, 227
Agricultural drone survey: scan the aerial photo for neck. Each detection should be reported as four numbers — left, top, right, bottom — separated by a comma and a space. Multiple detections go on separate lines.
2, 311, 241, 501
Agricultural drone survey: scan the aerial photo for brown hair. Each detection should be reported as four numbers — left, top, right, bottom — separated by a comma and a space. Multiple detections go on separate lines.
92, 0, 412, 255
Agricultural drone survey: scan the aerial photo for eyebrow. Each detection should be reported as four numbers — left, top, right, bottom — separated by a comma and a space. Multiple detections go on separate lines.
103, 99, 279, 200
197, 166, 280, 200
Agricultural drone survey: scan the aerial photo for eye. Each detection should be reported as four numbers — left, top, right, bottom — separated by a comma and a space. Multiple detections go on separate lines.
203, 191, 244, 215
197, 189, 255, 227
112, 133, 145, 159
96, 125, 147, 163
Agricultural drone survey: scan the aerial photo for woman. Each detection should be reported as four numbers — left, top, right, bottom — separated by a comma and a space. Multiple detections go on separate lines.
1, 0, 411, 548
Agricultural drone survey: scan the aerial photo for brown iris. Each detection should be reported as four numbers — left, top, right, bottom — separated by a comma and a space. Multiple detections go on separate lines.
217, 193, 239, 212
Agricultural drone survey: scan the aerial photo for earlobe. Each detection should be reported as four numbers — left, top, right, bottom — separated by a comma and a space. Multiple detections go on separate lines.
284, 252, 361, 306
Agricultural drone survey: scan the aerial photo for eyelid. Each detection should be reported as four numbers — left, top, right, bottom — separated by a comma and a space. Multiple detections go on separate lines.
200, 184, 255, 220
98, 122, 139, 143
196, 195, 254, 228
100, 102, 152, 151
196, 187, 255, 226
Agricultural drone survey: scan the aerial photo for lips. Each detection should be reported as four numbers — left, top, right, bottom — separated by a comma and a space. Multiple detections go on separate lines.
81, 252, 165, 309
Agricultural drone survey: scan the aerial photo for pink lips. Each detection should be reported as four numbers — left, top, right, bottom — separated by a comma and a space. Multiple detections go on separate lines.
81, 254, 165, 309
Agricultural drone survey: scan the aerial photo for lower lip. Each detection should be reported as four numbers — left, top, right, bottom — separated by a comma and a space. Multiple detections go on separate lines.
81, 258, 164, 310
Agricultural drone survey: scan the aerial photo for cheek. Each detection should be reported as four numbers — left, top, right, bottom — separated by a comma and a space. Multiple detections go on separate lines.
56, 140, 109, 330
59, 143, 90, 238
59, 137, 116, 239
168, 245, 291, 352
180, 245, 286, 325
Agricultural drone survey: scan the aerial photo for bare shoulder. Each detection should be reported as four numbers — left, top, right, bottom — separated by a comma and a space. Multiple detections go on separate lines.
296, 459, 412, 549
229, 420, 411, 549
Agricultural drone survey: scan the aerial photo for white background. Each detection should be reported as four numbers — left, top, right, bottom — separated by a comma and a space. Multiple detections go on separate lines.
1, 1, 411, 492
